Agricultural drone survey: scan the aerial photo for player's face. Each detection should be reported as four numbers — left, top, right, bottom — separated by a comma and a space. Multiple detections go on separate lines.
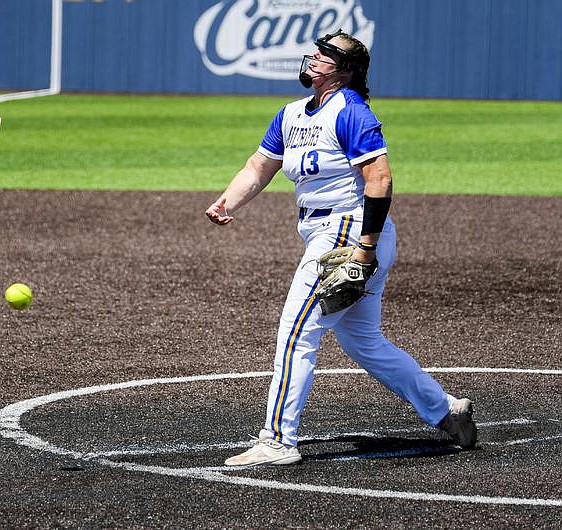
299, 46, 341, 90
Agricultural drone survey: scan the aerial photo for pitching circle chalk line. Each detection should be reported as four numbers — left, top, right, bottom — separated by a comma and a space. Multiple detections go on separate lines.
1, 367, 561, 508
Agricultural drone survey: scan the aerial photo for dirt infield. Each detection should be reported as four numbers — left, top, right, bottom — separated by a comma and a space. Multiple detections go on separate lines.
1, 191, 561, 528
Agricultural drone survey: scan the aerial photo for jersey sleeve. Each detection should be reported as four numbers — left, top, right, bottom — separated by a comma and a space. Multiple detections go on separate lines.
258, 106, 285, 160
335, 104, 387, 166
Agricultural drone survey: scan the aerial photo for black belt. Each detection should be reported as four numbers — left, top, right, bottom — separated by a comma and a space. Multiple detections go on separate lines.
298, 207, 332, 220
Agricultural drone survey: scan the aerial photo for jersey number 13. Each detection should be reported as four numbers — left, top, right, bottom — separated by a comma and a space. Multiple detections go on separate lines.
300, 150, 320, 176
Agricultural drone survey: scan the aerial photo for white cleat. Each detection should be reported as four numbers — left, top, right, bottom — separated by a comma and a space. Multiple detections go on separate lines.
224, 429, 302, 466
438, 398, 478, 449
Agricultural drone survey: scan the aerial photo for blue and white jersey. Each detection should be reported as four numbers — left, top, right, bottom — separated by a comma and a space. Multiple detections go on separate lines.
258, 88, 387, 209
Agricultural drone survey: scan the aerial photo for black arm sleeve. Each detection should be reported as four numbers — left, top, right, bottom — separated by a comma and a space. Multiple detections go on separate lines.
361, 196, 392, 235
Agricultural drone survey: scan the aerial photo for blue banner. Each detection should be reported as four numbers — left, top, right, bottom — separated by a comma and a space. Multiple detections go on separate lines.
1, 0, 561, 100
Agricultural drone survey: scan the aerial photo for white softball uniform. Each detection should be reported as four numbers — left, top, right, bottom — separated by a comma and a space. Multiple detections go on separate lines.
258, 89, 453, 447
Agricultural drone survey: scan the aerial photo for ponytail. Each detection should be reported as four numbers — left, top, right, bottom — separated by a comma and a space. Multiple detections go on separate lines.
338, 33, 371, 101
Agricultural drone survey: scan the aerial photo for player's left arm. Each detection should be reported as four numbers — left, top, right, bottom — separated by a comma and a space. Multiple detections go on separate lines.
335, 104, 392, 263
352, 154, 392, 264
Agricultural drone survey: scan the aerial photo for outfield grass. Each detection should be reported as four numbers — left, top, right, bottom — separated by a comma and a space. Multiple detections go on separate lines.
0, 94, 560, 195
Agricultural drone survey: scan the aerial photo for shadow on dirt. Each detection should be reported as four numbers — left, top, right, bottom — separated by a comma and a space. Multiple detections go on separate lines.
300, 435, 464, 462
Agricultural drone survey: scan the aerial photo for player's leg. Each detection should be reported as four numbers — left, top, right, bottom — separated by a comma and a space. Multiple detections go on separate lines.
263, 256, 324, 447
225, 216, 353, 466
264, 216, 356, 447
333, 220, 453, 427
224, 252, 324, 465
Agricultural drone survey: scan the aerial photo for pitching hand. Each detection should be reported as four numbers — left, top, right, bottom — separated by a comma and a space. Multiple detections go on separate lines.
205, 197, 234, 225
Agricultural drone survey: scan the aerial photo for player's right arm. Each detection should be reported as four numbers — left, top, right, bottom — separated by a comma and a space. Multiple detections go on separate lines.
206, 106, 286, 225
205, 152, 282, 225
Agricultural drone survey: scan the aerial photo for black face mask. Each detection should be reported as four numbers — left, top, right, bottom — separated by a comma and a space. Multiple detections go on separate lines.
298, 55, 341, 89
299, 71, 314, 89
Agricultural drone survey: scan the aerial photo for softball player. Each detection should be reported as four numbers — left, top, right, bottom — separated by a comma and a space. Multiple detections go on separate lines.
206, 30, 477, 466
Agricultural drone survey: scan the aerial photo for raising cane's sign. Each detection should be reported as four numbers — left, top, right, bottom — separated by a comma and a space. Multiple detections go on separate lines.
194, 0, 375, 80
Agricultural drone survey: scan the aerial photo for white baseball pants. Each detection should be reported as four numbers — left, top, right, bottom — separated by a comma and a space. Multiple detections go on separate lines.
264, 206, 453, 446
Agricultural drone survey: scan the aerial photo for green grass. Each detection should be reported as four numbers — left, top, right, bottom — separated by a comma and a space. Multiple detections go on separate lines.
0, 94, 561, 195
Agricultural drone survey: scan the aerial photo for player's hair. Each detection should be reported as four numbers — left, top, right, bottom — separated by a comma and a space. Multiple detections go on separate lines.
337, 33, 371, 101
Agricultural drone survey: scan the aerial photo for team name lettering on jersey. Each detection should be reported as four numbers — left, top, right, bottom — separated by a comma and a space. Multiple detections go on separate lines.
286, 126, 322, 149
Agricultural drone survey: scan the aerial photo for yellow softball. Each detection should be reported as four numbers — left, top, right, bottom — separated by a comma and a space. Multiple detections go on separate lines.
5, 283, 33, 310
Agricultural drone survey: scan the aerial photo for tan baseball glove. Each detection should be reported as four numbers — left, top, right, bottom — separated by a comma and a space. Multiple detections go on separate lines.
314, 246, 377, 316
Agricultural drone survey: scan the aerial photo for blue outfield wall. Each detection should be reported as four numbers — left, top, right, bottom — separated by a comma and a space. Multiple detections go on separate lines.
0, 0, 52, 90
1, 0, 562, 100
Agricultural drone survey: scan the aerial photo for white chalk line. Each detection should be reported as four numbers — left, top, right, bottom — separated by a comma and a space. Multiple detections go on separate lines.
97, 458, 562, 508
2, 367, 560, 426
478, 418, 537, 427
488, 434, 562, 447
1, 367, 561, 508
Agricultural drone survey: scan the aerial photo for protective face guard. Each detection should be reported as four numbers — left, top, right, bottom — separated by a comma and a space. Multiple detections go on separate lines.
298, 54, 341, 88
299, 55, 338, 75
